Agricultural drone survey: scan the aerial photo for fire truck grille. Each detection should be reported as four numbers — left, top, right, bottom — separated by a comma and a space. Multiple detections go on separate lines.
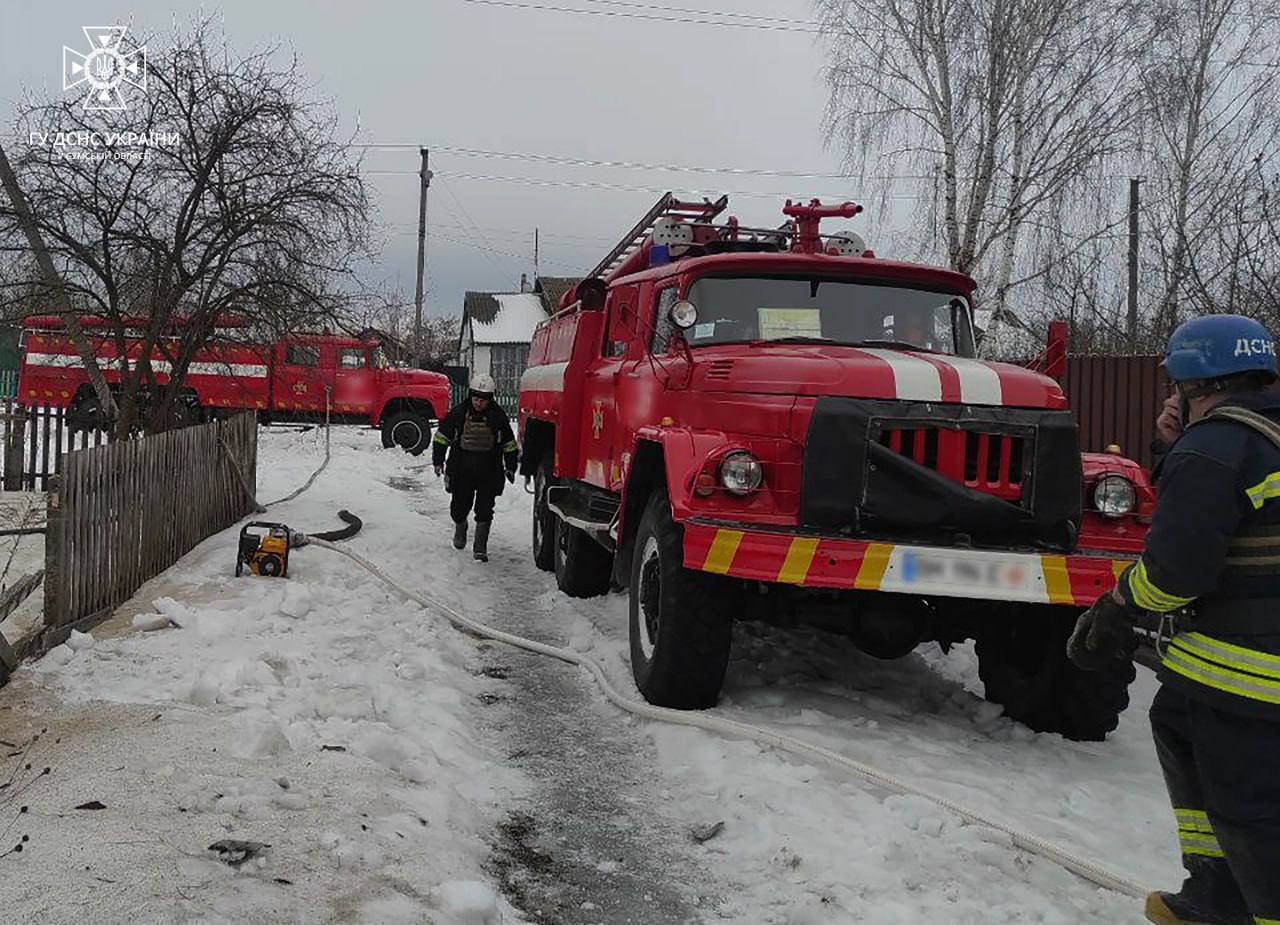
876, 426, 1027, 503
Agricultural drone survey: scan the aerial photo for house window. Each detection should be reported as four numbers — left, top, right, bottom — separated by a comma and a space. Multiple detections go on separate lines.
490, 344, 530, 409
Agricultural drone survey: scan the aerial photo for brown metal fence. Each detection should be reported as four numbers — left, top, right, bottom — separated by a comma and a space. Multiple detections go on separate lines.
42, 413, 258, 633
1061, 355, 1168, 470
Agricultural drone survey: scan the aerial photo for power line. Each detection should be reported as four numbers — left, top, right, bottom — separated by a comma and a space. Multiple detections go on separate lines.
459, 0, 828, 33
370, 169, 917, 202
358, 143, 849, 181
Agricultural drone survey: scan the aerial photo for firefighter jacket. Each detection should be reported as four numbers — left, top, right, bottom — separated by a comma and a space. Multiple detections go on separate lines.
1117, 389, 1280, 718
431, 400, 519, 495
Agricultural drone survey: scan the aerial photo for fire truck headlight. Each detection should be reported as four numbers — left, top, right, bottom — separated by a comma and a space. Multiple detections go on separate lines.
1093, 475, 1136, 517
670, 300, 699, 330
720, 451, 763, 496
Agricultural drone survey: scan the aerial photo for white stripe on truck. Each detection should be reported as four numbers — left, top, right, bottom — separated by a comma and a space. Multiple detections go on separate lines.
855, 348, 942, 402
25, 353, 267, 378
930, 355, 1004, 405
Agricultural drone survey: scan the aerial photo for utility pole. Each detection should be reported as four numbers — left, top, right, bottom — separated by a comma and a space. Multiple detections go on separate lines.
413, 147, 432, 368
1127, 178, 1140, 351
534, 227, 539, 280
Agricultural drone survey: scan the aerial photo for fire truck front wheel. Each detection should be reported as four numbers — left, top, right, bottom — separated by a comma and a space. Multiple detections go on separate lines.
382, 410, 432, 456
628, 491, 733, 710
976, 604, 1135, 741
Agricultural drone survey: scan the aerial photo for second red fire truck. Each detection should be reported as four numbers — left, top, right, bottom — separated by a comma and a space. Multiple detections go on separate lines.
17, 315, 452, 454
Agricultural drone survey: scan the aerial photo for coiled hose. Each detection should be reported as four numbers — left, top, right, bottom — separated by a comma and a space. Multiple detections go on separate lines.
306, 537, 1150, 901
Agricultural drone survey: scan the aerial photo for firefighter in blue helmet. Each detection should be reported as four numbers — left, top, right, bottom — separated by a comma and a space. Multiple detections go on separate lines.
431, 373, 519, 562
1067, 314, 1280, 925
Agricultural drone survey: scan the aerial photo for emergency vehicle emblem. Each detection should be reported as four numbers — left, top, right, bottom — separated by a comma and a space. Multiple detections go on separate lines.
293, 382, 307, 395
63, 27, 147, 112
591, 401, 605, 439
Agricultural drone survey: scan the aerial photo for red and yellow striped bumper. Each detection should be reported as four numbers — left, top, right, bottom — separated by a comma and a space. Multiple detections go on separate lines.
683, 521, 1133, 606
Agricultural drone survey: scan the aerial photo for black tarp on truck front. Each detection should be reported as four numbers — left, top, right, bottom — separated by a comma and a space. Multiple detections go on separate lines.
800, 398, 1082, 552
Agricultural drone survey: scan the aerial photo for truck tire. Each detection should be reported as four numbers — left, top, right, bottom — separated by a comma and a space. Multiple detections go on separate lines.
628, 490, 733, 709
532, 454, 557, 572
976, 605, 1136, 741
382, 410, 432, 456
554, 522, 612, 598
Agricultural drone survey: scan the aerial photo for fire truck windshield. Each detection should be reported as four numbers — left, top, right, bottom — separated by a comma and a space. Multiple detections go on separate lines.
681, 276, 976, 357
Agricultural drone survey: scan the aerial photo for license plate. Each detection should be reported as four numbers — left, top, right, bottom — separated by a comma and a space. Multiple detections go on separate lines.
878, 546, 1045, 601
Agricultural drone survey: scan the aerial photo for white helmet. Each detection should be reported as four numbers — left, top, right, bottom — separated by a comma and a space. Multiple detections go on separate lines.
470, 372, 496, 396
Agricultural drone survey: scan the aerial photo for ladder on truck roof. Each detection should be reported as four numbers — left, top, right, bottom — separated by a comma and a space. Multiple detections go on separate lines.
586, 192, 729, 280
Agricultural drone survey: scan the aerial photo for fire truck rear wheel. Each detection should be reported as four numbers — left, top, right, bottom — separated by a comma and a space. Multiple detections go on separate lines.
628, 491, 733, 710
975, 604, 1135, 741
383, 411, 432, 456
553, 522, 612, 598
532, 455, 557, 572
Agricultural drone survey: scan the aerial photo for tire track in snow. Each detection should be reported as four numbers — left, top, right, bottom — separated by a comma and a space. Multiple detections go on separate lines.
392, 474, 725, 923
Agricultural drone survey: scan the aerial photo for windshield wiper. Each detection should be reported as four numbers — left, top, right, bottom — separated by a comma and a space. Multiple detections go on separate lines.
853, 339, 939, 354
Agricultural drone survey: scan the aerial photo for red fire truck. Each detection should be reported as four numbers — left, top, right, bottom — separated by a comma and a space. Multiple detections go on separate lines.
517, 194, 1154, 740
17, 315, 452, 453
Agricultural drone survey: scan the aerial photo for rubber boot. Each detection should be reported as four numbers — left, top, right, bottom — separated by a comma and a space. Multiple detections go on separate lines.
452, 520, 467, 550
1145, 891, 1253, 925
473, 521, 491, 562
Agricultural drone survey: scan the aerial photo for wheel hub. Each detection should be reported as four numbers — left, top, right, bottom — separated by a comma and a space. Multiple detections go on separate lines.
637, 537, 661, 658
392, 421, 422, 449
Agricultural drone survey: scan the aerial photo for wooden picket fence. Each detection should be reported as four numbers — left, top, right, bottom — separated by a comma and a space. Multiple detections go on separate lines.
42, 413, 258, 633
1, 401, 107, 492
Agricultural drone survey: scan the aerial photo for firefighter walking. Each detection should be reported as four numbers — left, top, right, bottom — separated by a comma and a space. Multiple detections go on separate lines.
431, 373, 519, 562
1068, 314, 1280, 925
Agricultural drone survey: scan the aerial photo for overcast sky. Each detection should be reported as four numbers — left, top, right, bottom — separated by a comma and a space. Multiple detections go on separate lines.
2, 0, 874, 318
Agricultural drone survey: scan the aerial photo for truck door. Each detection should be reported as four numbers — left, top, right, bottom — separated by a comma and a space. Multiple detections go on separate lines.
580, 283, 638, 491
333, 345, 377, 416
275, 340, 329, 413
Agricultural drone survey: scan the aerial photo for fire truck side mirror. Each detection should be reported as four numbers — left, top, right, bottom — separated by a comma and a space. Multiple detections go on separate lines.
576, 279, 607, 312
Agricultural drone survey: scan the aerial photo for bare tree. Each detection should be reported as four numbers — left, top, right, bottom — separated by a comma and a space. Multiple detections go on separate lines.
816, 0, 1150, 313
1136, 0, 1280, 336
1, 20, 369, 438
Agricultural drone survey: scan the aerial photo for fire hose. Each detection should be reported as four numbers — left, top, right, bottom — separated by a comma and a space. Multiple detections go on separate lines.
220, 422, 1151, 902
301, 535, 1150, 902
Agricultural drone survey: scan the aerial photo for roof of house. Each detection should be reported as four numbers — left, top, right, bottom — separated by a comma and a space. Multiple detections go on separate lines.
464, 292, 548, 344
534, 276, 580, 315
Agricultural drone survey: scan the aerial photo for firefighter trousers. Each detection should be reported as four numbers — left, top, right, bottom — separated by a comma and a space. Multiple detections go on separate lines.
448, 469, 497, 526
1150, 685, 1280, 922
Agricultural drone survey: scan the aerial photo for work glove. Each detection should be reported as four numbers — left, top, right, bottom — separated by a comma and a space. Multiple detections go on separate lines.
433, 465, 443, 478
1066, 593, 1134, 671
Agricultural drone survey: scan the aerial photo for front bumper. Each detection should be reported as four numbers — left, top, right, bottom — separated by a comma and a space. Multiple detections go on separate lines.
683, 520, 1133, 606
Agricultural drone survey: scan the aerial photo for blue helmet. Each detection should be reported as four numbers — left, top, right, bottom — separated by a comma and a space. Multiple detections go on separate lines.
1163, 314, 1278, 383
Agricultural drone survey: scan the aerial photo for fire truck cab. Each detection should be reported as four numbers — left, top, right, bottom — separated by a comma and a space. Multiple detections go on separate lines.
518, 194, 1152, 741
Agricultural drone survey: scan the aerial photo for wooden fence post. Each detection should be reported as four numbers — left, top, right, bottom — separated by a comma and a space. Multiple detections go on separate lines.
4, 405, 25, 491
43, 474, 64, 629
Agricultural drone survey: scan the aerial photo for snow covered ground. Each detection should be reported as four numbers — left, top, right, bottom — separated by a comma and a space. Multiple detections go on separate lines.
0, 426, 1179, 923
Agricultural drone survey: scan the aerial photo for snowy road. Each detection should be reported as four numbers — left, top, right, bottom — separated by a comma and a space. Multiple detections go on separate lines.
0, 427, 1181, 923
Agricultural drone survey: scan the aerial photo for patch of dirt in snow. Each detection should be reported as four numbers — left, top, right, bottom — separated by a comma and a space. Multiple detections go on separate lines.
387, 474, 722, 923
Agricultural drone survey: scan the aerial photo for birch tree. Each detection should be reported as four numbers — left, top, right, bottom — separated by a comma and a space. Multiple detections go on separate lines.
816, 0, 1150, 313
1135, 0, 1280, 336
